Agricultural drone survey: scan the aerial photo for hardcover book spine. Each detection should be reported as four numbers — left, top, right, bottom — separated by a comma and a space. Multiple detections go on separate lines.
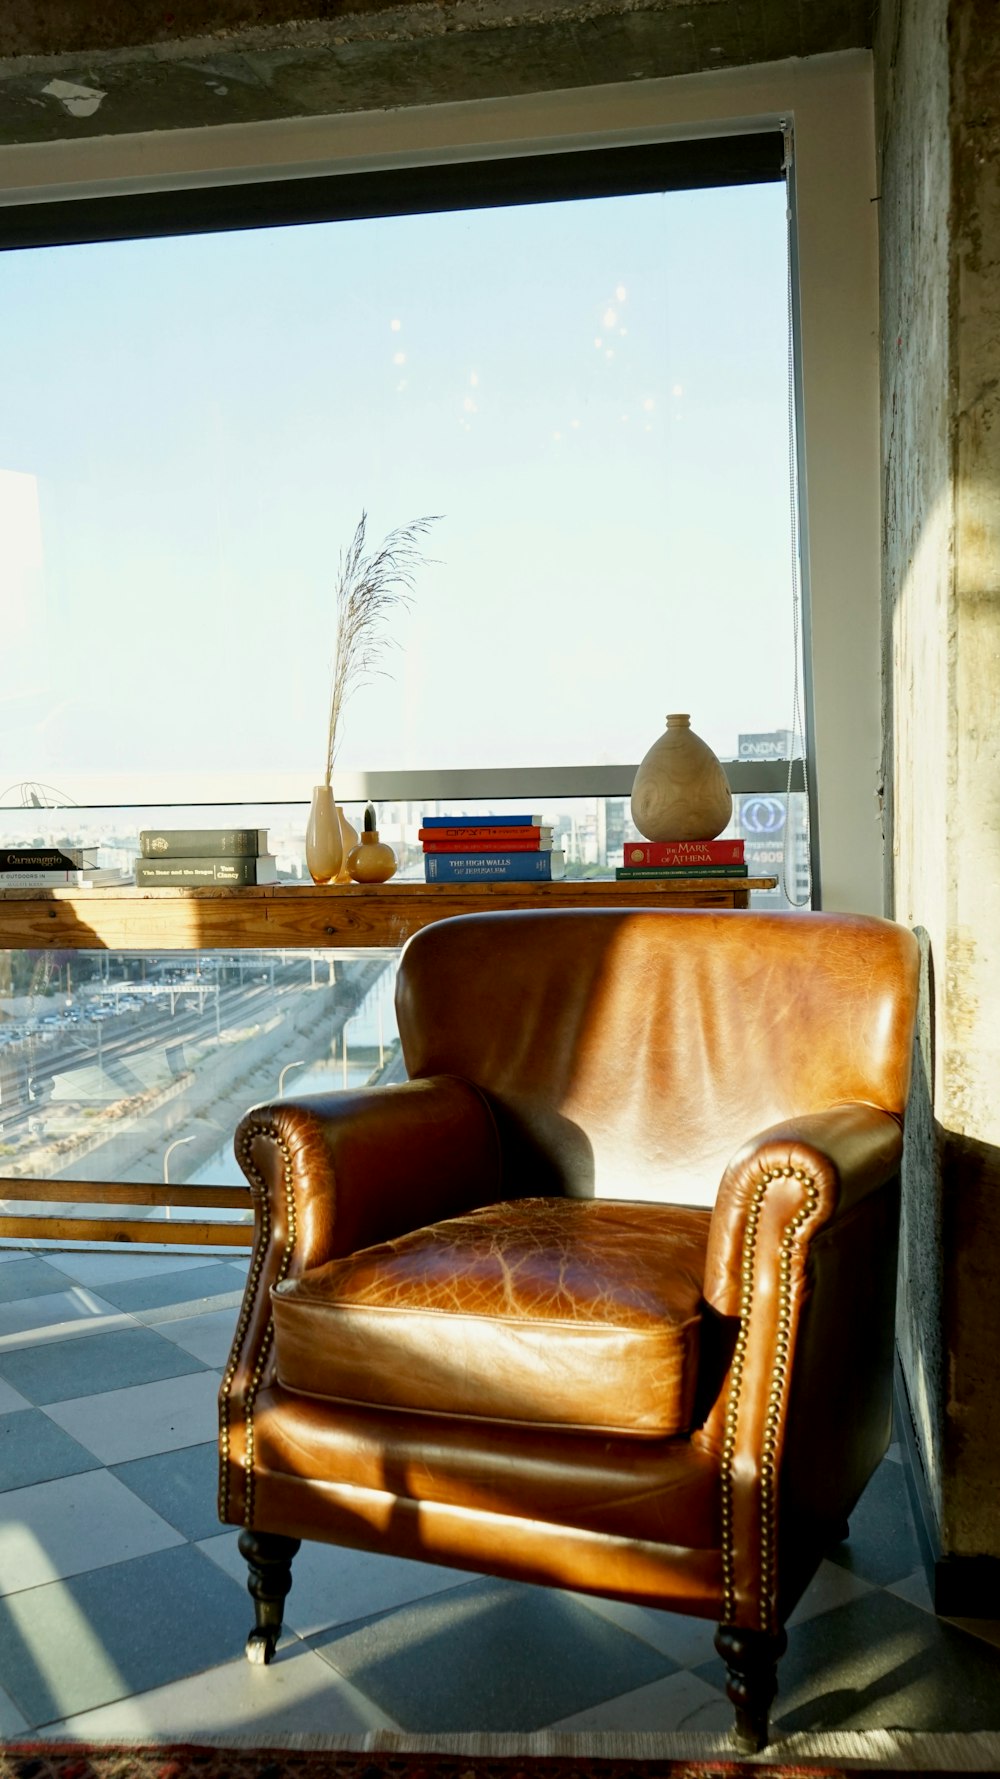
422, 838, 552, 853
0, 849, 97, 870
0, 870, 90, 887
418, 827, 552, 845
138, 829, 269, 858
623, 840, 745, 866
424, 852, 555, 882
420, 815, 545, 830
135, 856, 275, 886
615, 865, 750, 879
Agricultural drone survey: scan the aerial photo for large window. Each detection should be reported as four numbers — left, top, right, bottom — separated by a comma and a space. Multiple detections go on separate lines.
0, 137, 801, 806
0, 135, 811, 1243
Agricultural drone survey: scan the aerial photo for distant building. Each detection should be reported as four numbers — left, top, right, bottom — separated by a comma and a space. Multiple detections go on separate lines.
738, 728, 794, 761
736, 731, 811, 910
597, 797, 628, 865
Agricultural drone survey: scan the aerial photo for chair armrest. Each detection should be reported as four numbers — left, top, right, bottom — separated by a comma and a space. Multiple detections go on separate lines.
703, 1103, 903, 1317
219, 1074, 503, 1525
235, 1073, 504, 1270
698, 1104, 904, 1632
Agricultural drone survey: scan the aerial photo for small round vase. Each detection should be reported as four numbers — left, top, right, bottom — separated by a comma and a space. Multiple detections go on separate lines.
333, 807, 359, 885
347, 828, 397, 884
630, 713, 733, 842
305, 783, 344, 884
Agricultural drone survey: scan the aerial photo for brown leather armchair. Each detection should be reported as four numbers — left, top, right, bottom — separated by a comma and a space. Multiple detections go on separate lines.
219, 907, 919, 1750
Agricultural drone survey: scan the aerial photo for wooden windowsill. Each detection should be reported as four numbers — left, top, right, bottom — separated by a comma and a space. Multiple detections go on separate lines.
0, 875, 777, 1246
0, 877, 777, 950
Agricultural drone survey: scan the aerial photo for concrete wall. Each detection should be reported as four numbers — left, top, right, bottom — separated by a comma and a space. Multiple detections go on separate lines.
877, 0, 1000, 1563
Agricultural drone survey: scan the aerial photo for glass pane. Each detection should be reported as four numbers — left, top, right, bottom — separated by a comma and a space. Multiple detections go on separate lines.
0, 949, 400, 1224
0, 792, 807, 899
0, 180, 796, 804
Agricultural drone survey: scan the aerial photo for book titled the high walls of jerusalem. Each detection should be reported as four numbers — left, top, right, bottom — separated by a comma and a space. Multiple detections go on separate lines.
424, 850, 565, 882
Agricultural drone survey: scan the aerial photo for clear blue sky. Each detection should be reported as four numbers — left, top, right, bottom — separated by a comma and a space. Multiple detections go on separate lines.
0, 179, 795, 802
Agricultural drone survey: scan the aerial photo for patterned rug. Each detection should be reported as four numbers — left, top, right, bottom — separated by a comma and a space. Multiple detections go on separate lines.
0, 1748, 854, 1779
4, 1742, 1000, 1779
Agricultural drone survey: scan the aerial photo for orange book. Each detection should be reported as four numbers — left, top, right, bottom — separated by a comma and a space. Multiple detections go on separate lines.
420, 826, 552, 849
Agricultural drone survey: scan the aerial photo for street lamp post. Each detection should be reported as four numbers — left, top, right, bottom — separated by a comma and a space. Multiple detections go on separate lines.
278, 1059, 307, 1096
163, 1134, 197, 1187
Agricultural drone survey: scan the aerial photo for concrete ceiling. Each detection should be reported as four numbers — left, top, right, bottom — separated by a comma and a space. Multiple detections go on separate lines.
0, 1, 876, 147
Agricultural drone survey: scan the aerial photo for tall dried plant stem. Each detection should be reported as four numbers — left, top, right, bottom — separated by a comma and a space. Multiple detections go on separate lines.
324, 511, 439, 786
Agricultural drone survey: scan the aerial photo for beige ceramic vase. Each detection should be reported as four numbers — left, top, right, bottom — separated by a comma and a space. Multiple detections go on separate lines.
304, 783, 344, 884
630, 713, 733, 842
347, 822, 397, 884
333, 807, 359, 885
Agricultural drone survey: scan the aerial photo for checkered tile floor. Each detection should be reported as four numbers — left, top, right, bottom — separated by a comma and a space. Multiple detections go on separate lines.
2, 1242, 1000, 1746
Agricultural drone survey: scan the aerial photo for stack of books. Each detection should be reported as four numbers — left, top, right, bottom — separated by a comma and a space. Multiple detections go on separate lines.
0, 846, 131, 889
615, 838, 748, 879
135, 827, 279, 887
421, 814, 565, 881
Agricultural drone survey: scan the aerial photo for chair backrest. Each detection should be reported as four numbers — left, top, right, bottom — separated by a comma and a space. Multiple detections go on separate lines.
395, 907, 919, 1208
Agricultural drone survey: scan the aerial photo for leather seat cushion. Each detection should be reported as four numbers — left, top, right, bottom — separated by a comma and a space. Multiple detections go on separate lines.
271, 1196, 711, 1437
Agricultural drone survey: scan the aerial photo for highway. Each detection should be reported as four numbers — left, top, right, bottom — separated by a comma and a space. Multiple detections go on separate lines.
0, 953, 397, 1179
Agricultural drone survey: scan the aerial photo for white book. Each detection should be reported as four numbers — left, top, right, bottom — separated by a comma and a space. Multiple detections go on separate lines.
0, 867, 131, 888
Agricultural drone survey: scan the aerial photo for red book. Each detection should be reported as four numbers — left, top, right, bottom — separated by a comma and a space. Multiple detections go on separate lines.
623, 839, 744, 866
423, 839, 550, 853
419, 826, 551, 844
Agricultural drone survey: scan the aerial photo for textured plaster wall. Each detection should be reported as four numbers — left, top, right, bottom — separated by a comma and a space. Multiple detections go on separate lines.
877, 0, 1000, 1558
943, 0, 1000, 1554
875, 0, 950, 1535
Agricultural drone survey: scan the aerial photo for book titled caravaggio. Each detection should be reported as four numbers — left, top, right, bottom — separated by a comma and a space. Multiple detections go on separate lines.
0, 847, 99, 871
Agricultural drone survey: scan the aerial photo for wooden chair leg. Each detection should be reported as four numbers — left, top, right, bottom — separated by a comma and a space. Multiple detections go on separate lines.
238, 1528, 301, 1665
714, 1624, 788, 1753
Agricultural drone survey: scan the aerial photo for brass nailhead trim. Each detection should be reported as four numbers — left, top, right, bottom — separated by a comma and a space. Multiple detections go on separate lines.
217, 1123, 297, 1527
719, 1165, 818, 1629
720, 1171, 774, 1621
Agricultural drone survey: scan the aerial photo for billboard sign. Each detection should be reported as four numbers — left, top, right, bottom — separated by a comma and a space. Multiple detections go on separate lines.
738, 730, 793, 760
739, 795, 786, 834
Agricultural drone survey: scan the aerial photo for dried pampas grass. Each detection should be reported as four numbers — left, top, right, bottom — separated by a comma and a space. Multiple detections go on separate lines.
324, 511, 440, 786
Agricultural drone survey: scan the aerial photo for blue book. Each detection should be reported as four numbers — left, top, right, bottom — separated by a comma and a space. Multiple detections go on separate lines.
420, 813, 546, 829
424, 850, 565, 882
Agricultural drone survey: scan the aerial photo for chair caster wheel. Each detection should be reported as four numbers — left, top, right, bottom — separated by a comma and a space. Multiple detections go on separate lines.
239, 1529, 299, 1668
246, 1627, 279, 1665
732, 1706, 768, 1754
716, 1623, 785, 1755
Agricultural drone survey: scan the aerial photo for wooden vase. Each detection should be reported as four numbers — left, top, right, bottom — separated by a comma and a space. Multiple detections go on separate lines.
333, 807, 359, 885
630, 713, 733, 842
305, 783, 344, 884
347, 828, 397, 883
